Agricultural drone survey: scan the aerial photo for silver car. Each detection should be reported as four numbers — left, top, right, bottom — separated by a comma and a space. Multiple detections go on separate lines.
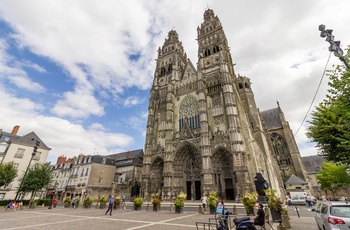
314, 201, 350, 230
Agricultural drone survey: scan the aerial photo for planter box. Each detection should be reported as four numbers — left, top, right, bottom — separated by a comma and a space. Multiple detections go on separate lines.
175, 206, 183, 213
270, 209, 282, 222
246, 209, 255, 216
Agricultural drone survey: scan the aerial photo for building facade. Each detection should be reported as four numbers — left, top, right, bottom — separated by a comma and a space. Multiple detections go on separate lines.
0, 126, 51, 200
49, 154, 116, 202
261, 103, 309, 183
142, 9, 289, 201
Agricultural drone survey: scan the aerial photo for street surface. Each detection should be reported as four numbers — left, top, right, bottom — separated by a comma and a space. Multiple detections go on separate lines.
0, 202, 317, 230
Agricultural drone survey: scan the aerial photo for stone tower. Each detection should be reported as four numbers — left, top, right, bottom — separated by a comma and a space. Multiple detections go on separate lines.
142, 9, 284, 201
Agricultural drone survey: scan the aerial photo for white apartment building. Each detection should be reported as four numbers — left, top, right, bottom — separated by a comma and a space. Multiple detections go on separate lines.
0, 126, 51, 200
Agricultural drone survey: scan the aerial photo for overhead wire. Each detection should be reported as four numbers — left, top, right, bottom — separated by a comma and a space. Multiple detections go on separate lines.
293, 51, 332, 137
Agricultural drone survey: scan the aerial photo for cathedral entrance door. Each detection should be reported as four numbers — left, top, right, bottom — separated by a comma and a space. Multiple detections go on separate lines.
186, 181, 201, 200
225, 178, 234, 200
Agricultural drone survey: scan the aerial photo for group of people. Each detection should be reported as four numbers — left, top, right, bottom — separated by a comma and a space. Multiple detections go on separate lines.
6, 201, 23, 211
200, 194, 265, 227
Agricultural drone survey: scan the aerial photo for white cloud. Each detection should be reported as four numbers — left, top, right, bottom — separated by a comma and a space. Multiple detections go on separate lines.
9, 75, 46, 93
123, 96, 142, 107
51, 90, 105, 119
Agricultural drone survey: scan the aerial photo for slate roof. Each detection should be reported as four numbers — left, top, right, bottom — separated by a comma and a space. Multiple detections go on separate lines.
0, 130, 50, 150
285, 174, 308, 185
107, 149, 144, 167
0, 131, 21, 143
260, 107, 282, 129
302, 155, 324, 173
12, 132, 51, 150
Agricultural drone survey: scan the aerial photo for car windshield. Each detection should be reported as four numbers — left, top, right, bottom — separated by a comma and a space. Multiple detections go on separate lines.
330, 206, 350, 218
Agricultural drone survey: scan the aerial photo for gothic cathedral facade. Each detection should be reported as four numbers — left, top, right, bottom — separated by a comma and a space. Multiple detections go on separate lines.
142, 9, 307, 201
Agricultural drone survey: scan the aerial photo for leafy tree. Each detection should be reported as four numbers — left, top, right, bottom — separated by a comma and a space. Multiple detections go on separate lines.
0, 162, 18, 187
316, 162, 350, 195
307, 46, 350, 164
18, 162, 53, 200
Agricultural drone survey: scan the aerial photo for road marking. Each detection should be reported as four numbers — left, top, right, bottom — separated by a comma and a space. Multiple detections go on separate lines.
125, 213, 199, 230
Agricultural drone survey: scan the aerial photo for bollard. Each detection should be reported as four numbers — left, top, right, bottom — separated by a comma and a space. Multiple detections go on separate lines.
232, 205, 238, 215
170, 204, 173, 212
123, 203, 126, 210
199, 204, 203, 214
147, 203, 149, 211
282, 215, 291, 229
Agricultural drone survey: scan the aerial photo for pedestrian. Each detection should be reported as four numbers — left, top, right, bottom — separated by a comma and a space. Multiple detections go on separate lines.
105, 195, 115, 216
122, 194, 125, 204
52, 198, 57, 208
201, 194, 207, 214
72, 196, 77, 209
286, 195, 292, 206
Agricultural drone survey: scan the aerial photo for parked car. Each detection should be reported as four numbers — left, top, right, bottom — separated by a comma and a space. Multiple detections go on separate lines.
314, 201, 350, 230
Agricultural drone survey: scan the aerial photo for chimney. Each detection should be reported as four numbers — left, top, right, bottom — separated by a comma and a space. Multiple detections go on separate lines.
56, 155, 67, 164
11, 125, 20, 135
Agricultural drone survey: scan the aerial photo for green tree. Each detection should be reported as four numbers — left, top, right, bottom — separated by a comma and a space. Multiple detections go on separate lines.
307, 46, 350, 164
18, 162, 53, 200
316, 162, 350, 195
0, 162, 18, 187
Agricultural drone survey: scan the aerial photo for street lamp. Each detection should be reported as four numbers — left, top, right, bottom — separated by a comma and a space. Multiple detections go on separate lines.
319, 24, 349, 69
14, 140, 40, 202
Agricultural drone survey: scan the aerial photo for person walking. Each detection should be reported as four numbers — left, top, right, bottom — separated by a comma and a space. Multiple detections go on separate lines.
201, 194, 207, 214
72, 196, 77, 209
105, 195, 115, 216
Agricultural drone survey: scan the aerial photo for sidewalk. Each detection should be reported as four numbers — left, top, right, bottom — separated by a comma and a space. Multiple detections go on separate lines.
269, 215, 316, 230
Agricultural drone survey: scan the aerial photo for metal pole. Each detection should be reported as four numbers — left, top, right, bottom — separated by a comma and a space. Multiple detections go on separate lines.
14, 151, 36, 201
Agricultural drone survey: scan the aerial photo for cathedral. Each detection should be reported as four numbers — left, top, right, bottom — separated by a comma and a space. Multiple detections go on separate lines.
141, 9, 307, 201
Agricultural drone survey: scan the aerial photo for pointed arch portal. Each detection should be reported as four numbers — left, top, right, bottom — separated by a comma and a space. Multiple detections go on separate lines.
212, 147, 235, 200
173, 142, 202, 200
150, 158, 164, 194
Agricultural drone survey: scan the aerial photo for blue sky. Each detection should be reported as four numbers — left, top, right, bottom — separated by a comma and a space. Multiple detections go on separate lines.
0, 0, 349, 164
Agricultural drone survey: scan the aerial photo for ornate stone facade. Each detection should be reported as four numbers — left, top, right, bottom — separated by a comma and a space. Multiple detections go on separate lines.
141, 9, 298, 201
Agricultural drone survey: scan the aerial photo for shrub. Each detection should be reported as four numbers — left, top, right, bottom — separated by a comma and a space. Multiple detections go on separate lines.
264, 189, 283, 211
83, 197, 94, 208
133, 197, 144, 208
174, 191, 187, 208
207, 191, 219, 208
151, 192, 161, 205
242, 191, 258, 212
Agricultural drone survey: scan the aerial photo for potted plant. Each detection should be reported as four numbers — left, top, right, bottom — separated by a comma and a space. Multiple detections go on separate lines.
174, 191, 186, 214
151, 192, 161, 212
242, 191, 258, 215
75, 196, 81, 208
264, 188, 283, 222
133, 197, 144, 210
83, 197, 94, 208
99, 196, 108, 209
64, 196, 72, 208
114, 196, 121, 209
207, 191, 219, 214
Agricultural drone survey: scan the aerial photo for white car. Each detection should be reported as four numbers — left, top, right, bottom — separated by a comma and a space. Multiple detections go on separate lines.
314, 201, 350, 230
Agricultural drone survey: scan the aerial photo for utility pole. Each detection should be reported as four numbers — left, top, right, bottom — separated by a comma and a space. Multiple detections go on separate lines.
319, 24, 349, 69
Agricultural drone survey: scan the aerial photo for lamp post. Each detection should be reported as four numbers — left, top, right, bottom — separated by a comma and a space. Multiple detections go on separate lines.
319, 24, 349, 69
14, 140, 40, 202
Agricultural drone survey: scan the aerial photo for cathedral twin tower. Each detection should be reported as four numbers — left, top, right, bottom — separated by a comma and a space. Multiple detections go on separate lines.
141, 9, 307, 201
